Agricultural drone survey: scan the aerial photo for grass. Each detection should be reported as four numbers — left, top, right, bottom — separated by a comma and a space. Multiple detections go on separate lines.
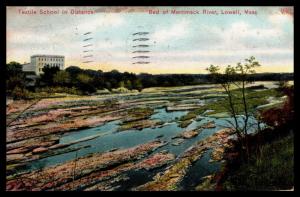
179, 88, 283, 122
178, 120, 193, 128
222, 134, 294, 191
126, 107, 154, 118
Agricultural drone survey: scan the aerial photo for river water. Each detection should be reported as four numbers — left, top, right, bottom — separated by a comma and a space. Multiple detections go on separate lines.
24, 106, 262, 190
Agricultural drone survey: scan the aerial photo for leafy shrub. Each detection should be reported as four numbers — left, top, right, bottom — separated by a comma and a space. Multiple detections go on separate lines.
35, 86, 82, 95
11, 86, 30, 100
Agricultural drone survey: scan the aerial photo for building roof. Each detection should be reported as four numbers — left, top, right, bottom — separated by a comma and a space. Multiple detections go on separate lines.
31, 55, 65, 58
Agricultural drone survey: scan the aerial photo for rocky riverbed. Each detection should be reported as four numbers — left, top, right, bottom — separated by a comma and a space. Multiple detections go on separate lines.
6, 82, 283, 191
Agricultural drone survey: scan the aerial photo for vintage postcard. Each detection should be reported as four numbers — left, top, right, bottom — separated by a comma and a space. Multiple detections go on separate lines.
6, 6, 294, 191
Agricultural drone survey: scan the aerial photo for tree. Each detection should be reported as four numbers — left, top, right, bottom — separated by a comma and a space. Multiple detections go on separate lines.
65, 66, 82, 83
125, 80, 132, 90
11, 86, 30, 100
53, 71, 71, 86
77, 73, 92, 84
76, 73, 95, 93
40, 65, 60, 86
105, 81, 112, 91
6, 62, 26, 94
206, 56, 261, 160
133, 79, 143, 92
118, 81, 125, 88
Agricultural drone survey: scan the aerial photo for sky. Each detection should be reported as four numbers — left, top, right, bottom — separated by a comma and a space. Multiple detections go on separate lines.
7, 6, 294, 74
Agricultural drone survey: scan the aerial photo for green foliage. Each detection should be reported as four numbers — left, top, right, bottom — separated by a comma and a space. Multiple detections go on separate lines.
127, 107, 154, 119
40, 65, 60, 86
125, 80, 132, 90
6, 60, 293, 97
206, 64, 220, 74
36, 86, 82, 95
206, 57, 262, 153
53, 71, 71, 86
223, 134, 294, 191
7, 61, 23, 76
133, 79, 143, 92
11, 86, 30, 100
103, 98, 118, 107
178, 120, 193, 128
6, 62, 26, 93
76, 74, 95, 94
118, 81, 125, 88
179, 112, 197, 121
77, 73, 92, 84
176, 88, 282, 126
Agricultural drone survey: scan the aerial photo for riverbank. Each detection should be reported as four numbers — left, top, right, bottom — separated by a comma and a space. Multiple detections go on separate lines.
214, 119, 294, 191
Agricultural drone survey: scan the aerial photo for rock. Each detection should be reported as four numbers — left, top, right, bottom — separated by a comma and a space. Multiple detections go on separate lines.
32, 147, 48, 154
108, 148, 119, 152
7, 147, 29, 154
210, 147, 224, 161
202, 175, 213, 180
7, 140, 167, 191
156, 134, 164, 139
181, 130, 199, 139
196, 117, 204, 121
171, 136, 180, 139
172, 139, 184, 146
169, 173, 180, 178
136, 152, 175, 171
39, 141, 57, 147
159, 150, 168, 154
25, 152, 32, 157
49, 144, 70, 150
199, 121, 216, 129
195, 174, 216, 191
6, 153, 26, 162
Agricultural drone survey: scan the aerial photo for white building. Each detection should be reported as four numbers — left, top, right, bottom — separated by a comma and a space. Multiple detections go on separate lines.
22, 55, 65, 75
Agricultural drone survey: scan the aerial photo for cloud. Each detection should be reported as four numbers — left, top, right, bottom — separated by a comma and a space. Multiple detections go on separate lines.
268, 12, 293, 26
152, 20, 190, 42
7, 7, 293, 74
77, 13, 125, 33
230, 22, 282, 38
151, 48, 293, 58
202, 20, 288, 51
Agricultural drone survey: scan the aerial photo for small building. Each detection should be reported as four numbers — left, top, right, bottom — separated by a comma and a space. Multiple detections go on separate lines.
22, 55, 65, 75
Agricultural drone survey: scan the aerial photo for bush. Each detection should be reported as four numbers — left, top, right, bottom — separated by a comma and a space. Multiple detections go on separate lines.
35, 86, 82, 95
111, 87, 138, 93
223, 134, 294, 191
11, 86, 30, 100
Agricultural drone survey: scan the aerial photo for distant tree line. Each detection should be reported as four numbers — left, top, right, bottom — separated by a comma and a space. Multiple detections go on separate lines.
6, 61, 294, 99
